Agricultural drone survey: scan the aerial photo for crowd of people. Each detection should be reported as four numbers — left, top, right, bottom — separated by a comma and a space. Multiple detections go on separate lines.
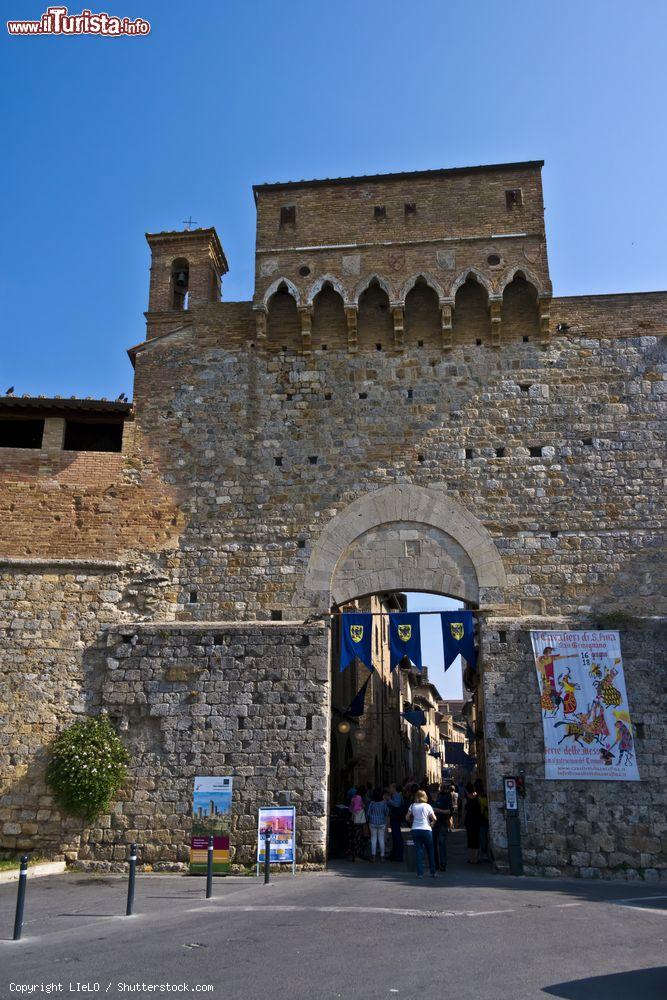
345, 777, 490, 878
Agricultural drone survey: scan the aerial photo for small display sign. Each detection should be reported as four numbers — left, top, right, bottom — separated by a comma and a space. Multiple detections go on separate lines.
504, 777, 518, 812
190, 776, 233, 874
256, 806, 296, 875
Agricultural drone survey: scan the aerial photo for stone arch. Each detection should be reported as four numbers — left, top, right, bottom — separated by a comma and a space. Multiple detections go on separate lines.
262, 277, 302, 309
399, 272, 446, 305
353, 273, 394, 306
449, 268, 493, 301
498, 267, 543, 297
305, 484, 506, 607
307, 274, 350, 307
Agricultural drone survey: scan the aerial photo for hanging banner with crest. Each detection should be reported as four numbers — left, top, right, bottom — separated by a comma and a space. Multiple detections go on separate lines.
530, 630, 639, 781
339, 613, 373, 672
440, 610, 477, 671
389, 612, 422, 671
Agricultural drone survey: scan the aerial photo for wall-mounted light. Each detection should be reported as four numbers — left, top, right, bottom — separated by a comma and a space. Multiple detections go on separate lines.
353, 730, 366, 742
337, 720, 351, 735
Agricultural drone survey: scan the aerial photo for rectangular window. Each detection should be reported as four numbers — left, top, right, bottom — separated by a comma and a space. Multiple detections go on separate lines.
404, 202, 417, 218
279, 205, 296, 228
0, 418, 44, 449
373, 205, 387, 221
63, 420, 123, 453
505, 189, 523, 210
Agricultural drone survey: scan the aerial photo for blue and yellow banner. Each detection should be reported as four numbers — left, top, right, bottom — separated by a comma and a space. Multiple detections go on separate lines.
389, 612, 422, 671
440, 610, 477, 671
340, 613, 373, 672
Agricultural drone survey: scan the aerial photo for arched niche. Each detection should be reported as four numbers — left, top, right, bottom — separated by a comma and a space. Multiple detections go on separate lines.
311, 283, 348, 351
267, 281, 301, 352
404, 279, 441, 348
453, 276, 490, 345
357, 279, 393, 352
501, 273, 540, 342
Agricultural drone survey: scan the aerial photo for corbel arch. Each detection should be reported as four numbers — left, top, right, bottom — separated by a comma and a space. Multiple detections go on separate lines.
307, 274, 350, 307
353, 273, 395, 306
262, 277, 302, 309
498, 267, 543, 297
399, 272, 447, 305
449, 268, 494, 302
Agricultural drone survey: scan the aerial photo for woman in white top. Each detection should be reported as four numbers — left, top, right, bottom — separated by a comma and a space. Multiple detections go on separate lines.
407, 790, 437, 878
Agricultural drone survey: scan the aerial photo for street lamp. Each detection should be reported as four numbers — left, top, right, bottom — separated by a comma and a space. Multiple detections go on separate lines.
337, 720, 351, 735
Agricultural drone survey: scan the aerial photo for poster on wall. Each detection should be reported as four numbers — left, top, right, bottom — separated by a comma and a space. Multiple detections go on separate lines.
189, 776, 233, 873
530, 631, 639, 781
256, 806, 296, 875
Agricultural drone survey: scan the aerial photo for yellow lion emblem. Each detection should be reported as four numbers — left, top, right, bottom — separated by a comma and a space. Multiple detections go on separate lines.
397, 624, 412, 642
350, 624, 364, 643
450, 622, 464, 641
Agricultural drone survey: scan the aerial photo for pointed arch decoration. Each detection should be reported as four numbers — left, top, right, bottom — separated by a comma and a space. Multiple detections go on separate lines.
262, 276, 302, 309
399, 272, 447, 305
307, 274, 350, 307
353, 273, 394, 305
449, 268, 494, 301
498, 267, 544, 297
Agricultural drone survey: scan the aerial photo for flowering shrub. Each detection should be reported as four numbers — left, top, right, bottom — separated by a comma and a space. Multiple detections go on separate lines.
46, 715, 129, 822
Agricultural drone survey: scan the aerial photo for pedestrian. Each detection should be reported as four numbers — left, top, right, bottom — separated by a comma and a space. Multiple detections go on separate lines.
388, 783, 405, 862
474, 778, 490, 861
367, 788, 390, 862
407, 789, 437, 878
348, 784, 366, 862
449, 784, 458, 829
457, 780, 465, 827
433, 783, 453, 871
464, 781, 482, 864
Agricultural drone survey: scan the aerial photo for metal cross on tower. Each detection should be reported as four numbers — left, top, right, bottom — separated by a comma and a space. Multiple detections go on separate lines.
182, 217, 197, 231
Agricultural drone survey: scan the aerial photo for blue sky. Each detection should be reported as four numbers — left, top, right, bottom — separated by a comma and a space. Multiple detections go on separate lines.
2, 1, 666, 400
406, 594, 464, 701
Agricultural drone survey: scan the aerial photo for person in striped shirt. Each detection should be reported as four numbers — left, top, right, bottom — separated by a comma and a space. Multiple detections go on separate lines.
366, 789, 390, 862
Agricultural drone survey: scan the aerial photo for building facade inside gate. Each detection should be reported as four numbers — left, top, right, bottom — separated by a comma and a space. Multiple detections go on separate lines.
1, 160, 665, 879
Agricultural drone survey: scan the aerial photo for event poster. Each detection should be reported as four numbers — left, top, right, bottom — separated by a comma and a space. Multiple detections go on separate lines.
530, 631, 639, 781
190, 776, 233, 873
257, 806, 296, 866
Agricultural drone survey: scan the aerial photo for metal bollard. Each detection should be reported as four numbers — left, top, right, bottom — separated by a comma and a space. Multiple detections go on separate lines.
126, 842, 137, 916
13, 855, 29, 941
206, 835, 214, 899
263, 827, 272, 884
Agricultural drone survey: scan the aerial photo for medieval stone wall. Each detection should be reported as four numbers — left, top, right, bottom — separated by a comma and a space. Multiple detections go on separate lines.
482, 616, 667, 880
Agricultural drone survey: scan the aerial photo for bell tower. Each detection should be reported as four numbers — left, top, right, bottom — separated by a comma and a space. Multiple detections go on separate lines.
145, 227, 228, 340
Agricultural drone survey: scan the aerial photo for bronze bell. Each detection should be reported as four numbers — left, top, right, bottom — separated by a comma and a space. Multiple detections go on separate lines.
174, 270, 188, 287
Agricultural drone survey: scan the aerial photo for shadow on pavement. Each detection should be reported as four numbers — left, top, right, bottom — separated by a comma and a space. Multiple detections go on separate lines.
542, 967, 667, 999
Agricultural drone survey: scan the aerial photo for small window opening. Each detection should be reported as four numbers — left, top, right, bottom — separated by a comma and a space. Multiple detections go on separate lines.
358, 392, 368, 400
297, 539, 307, 549
550, 530, 559, 538
324, 392, 332, 400
523, 335, 530, 343
505, 189, 523, 210
499, 630, 507, 643
0, 418, 44, 449
417, 454, 425, 464
280, 205, 296, 228
465, 448, 474, 460
582, 438, 594, 447
404, 202, 417, 218
274, 456, 283, 467
417, 340, 424, 347
63, 420, 123, 453
373, 205, 387, 221
189, 591, 198, 604
529, 446, 543, 458
375, 343, 383, 351
407, 389, 413, 399
306, 715, 313, 731
321, 344, 328, 351
171, 259, 189, 310
497, 720, 509, 737
495, 447, 506, 458
299, 265, 311, 276
308, 455, 318, 465
213, 635, 224, 645
487, 253, 501, 266
519, 383, 531, 393
238, 716, 245, 730
270, 610, 283, 621
476, 338, 482, 346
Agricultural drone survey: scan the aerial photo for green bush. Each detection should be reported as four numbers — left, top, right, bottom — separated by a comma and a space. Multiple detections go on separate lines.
46, 715, 129, 822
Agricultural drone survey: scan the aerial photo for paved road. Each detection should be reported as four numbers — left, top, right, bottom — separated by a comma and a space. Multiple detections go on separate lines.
1, 859, 665, 999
